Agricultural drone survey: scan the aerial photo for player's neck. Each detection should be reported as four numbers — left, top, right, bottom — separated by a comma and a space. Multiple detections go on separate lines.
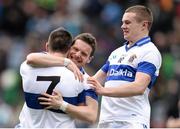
128, 32, 149, 47
50, 52, 67, 58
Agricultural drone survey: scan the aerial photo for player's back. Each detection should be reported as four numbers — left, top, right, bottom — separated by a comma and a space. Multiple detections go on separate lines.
19, 61, 85, 128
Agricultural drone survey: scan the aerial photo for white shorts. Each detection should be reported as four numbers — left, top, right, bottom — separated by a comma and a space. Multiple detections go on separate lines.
98, 121, 149, 129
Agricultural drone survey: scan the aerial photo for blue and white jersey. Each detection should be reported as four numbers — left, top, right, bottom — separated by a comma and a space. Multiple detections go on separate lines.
99, 36, 162, 125
18, 61, 86, 128
80, 67, 98, 101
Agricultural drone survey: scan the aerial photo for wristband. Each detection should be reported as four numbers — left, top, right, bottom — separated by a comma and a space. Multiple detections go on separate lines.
59, 101, 68, 112
64, 58, 70, 67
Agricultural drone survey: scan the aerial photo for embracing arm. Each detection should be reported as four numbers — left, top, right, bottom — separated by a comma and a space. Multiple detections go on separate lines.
26, 53, 65, 67
88, 72, 151, 97
166, 117, 180, 128
66, 96, 98, 123
27, 53, 83, 81
39, 91, 98, 123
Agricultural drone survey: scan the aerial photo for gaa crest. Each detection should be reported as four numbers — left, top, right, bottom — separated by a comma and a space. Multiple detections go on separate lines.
128, 54, 137, 63
118, 54, 126, 63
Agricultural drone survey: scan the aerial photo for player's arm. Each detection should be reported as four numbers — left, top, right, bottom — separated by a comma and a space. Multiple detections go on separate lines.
66, 96, 98, 123
88, 72, 151, 97
93, 69, 107, 85
26, 52, 65, 67
89, 50, 161, 97
38, 91, 98, 123
93, 59, 109, 85
166, 117, 180, 128
26, 52, 83, 81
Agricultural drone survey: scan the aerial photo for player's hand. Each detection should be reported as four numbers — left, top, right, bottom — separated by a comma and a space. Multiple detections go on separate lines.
87, 77, 104, 95
166, 117, 180, 128
66, 60, 83, 82
38, 90, 63, 110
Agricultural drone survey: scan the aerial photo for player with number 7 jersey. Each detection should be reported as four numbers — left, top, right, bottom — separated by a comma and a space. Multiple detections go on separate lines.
18, 60, 87, 128
16, 27, 90, 128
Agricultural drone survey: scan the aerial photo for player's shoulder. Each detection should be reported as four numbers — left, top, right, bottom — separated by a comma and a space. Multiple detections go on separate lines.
114, 46, 123, 52
142, 42, 161, 56
20, 60, 32, 69
143, 42, 159, 50
47, 66, 75, 77
110, 46, 123, 56
54, 66, 73, 72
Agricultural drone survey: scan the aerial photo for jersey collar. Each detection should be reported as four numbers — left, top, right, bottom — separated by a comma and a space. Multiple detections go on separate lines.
125, 36, 151, 51
80, 67, 85, 74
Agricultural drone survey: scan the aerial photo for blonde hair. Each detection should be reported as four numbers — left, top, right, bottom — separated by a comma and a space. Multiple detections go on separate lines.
125, 5, 153, 30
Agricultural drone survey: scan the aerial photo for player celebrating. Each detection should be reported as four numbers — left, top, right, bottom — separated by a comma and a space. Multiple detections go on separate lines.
17, 27, 91, 128
19, 32, 98, 127
88, 5, 162, 128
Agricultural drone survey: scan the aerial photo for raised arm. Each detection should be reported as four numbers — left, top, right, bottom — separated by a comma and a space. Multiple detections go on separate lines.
27, 53, 83, 81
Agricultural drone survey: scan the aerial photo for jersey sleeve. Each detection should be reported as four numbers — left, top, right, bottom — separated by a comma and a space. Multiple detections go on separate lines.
101, 51, 114, 73
20, 61, 29, 77
137, 51, 162, 79
85, 89, 98, 101
101, 61, 110, 73
83, 75, 98, 101
77, 90, 86, 104
20, 62, 25, 76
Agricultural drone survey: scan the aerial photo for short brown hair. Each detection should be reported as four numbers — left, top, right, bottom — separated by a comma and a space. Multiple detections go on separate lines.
48, 27, 72, 53
71, 33, 97, 57
125, 5, 153, 30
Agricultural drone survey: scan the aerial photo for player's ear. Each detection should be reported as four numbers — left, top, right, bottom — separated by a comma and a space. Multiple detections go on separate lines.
45, 42, 49, 51
142, 21, 148, 30
87, 56, 94, 63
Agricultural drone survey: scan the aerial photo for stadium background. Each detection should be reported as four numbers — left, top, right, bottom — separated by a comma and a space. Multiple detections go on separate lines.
0, 0, 179, 127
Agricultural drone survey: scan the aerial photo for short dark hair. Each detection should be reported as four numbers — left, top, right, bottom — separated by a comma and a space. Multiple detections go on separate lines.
48, 27, 72, 53
71, 33, 97, 57
125, 5, 153, 30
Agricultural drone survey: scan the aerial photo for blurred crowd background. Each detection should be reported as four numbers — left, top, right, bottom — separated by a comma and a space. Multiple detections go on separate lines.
0, 0, 180, 128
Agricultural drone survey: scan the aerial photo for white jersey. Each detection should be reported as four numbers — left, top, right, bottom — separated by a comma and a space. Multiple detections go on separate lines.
80, 68, 98, 101
99, 37, 162, 126
18, 61, 86, 128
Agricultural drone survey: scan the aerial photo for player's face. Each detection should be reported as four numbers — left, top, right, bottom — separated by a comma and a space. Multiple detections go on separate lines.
121, 12, 144, 42
68, 39, 92, 68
